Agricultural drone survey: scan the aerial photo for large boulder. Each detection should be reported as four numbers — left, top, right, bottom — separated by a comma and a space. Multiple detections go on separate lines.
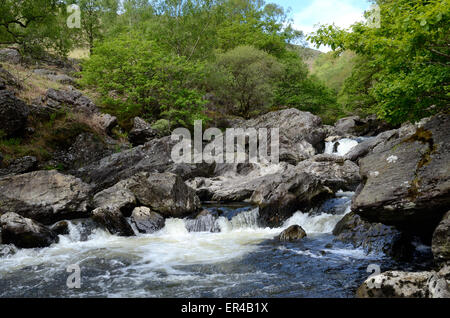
0, 212, 59, 248
92, 207, 134, 237
251, 155, 361, 227
235, 108, 326, 164
126, 172, 201, 218
356, 270, 450, 298
278, 225, 307, 242
0, 170, 91, 225
128, 117, 158, 146
0, 90, 29, 137
351, 114, 450, 238
333, 212, 413, 260
130, 207, 165, 234
334, 115, 395, 137
93, 178, 137, 215
432, 211, 450, 266
75, 136, 215, 192
41, 87, 98, 114
93, 113, 117, 135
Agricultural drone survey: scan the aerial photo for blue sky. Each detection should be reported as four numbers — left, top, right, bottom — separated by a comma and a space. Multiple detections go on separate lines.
269, 0, 371, 51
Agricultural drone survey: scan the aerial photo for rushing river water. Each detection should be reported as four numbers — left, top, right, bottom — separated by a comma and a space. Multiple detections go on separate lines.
0, 138, 432, 298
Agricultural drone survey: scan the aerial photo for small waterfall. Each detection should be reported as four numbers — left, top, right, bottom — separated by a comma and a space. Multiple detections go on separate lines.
324, 138, 359, 156
185, 214, 220, 233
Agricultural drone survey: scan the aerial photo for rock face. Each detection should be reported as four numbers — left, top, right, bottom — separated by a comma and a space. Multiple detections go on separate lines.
333, 212, 413, 260
41, 87, 98, 114
0, 212, 59, 248
92, 207, 134, 237
93, 172, 200, 218
432, 211, 450, 265
75, 136, 214, 192
356, 270, 450, 298
351, 114, 450, 238
130, 207, 165, 234
251, 155, 361, 227
0, 90, 29, 137
0, 49, 21, 64
126, 172, 201, 217
128, 117, 158, 146
0, 156, 37, 177
334, 115, 394, 137
0, 170, 91, 225
235, 108, 326, 164
278, 225, 307, 242
94, 113, 117, 135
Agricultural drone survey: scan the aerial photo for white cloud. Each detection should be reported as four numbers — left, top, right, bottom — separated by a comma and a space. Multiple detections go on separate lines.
292, 0, 367, 52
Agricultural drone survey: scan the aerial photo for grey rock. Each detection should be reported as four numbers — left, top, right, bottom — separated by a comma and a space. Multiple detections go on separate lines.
356, 270, 450, 298
42, 87, 98, 114
0, 90, 29, 137
128, 117, 158, 146
0, 212, 59, 248
0, 170, 91, 225
94, 113, 117, 135
47, 74, 75, 85
0, 156, 37, 177
278, 225, 307, 242
351, 114, 450, 237
0, 49, 21, 64
33, 69, 57, 76
333, 212, 413, 260
130, 207, 165, 234
92, 207, 134, 237
432, 210, 450, 265
93, 179, 137, 215
50, 220, 70, 235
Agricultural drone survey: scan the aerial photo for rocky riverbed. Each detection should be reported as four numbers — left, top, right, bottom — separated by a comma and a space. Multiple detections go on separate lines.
0, 53, 449, 297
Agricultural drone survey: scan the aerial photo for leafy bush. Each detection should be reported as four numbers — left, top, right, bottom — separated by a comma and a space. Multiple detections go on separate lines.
81, 33, 208, 130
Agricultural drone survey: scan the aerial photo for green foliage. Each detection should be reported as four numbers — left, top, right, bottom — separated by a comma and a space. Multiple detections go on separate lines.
274, 51, 340, 124
81, 33, 208, 129
212, 45, 283, 118
0, 0, 74, 57
310, 0, 450, 124
151, 119, 171, 136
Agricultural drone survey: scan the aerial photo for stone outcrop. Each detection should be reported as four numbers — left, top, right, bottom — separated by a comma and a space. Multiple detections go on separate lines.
91, 207, 134, 237
251, 155, 361, 227
0, 49, 21, 64
128, 117, 158, 146
333, 212, 413, 260
0, 90, 29, 137
351, 114, 450, 238
356, 270, 450, 298
0, 170, 91, 225
432, 211, 450, 266
0, 212, 59, 248
130, 207, 165, 234
0, 156, 37, 177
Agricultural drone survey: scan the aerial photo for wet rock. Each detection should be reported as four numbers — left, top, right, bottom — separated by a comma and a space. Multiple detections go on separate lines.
0, 90, 29, 137
91, 207, 134, 237
128, 117, 158, 146
0, 156, 37, 177
333, 212, 413, 260
0, 170, 91, 225
50, 220, 70, 235
0, 212, 59, 248
75, 136, 214, 192
278, 225, 307, 242
93, 180, 137, 215
432, 211, 450, 265
251, 155, 361, 227
130, 207, 165, 234
351, 114, 450, 238
356, 270, 450, 298
0, 49, 21, 64
0, 244, 18, 257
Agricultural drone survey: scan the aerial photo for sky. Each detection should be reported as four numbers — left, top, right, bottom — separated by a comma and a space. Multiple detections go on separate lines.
270, 0, 372, 51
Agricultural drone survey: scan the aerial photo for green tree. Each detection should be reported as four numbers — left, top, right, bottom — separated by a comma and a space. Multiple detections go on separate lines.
81, 33, 208, 129
212, 45, 282, 118
310, 0, 450, 124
